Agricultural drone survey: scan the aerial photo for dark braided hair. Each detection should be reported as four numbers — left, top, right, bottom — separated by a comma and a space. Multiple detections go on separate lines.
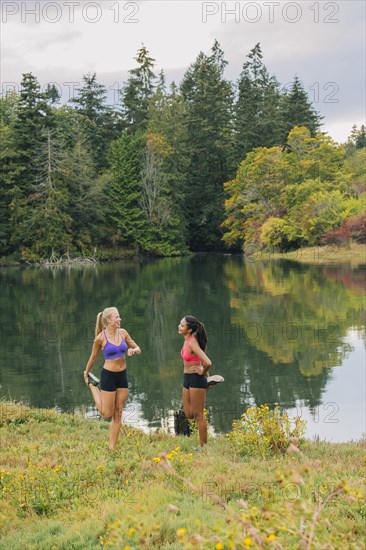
184, 315, 208, 351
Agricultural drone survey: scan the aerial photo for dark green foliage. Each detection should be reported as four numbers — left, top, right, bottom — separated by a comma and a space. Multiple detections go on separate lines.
280, 76, 322, 143
11, 73, 54, 193
0, 110, 18, 254
234, 43, 283, 163
355, 125, 366, 148
71, 73, 119, 169
0, 44, 360, 261
180, 41, 234, 250
108, 131, 147, 248
121, 45, 156, 133
346, 124, 366, 154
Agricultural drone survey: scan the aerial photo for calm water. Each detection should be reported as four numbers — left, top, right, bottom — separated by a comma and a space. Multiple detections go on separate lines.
0, 255, 365, 442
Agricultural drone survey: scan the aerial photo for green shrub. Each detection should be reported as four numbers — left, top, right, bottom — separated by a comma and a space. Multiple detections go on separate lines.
260, 217, 291, 250
227, 404, 306, 458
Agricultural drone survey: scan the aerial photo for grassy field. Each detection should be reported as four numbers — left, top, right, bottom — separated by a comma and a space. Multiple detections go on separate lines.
249, 243, 366, 266
0, 401, 365, 550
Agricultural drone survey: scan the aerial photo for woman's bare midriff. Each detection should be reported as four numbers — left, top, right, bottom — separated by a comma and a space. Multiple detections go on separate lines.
103, 357, 127, 372
183, 361, 202, 374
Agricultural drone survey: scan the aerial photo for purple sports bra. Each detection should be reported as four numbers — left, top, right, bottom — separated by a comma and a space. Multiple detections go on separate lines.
102, 330, 127, 360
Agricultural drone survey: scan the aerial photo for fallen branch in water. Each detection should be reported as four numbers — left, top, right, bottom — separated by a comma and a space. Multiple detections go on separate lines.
41, 251, 97, 265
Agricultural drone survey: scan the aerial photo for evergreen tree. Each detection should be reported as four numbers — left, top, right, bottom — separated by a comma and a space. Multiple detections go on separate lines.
0, 94, 20, 254
121, 45, 156, 133
180, 41, 234, 250
12, 73, 53, 193
107, 132, 146, 248
355, 124, 366, 148
10, 130, 72, 260
346, 124, 366, 152
148, 82, 191, 249
71, 73, 107, 120
6, 73, 55, 257
280, 76, 322, 142
234, 43, 282, 164
44, 83, 61, 105
71, 73, 118, 169
53, 107, 98, 249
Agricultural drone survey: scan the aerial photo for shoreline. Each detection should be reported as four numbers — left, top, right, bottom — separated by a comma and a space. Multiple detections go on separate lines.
258, 242, 366, 265
1, 243, 365, 268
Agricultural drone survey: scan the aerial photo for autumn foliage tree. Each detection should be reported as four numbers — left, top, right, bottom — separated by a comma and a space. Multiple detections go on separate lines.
222, 127, 365, 252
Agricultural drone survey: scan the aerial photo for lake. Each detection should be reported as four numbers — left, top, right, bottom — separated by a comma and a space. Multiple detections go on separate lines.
0, 254, 365, 442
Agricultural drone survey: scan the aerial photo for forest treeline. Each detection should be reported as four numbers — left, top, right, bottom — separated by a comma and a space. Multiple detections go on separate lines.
1, 42, 365, 261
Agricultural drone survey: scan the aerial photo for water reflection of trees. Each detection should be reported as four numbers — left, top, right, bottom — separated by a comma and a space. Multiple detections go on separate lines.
1, 256, 364, 435
224, 258, 364, 375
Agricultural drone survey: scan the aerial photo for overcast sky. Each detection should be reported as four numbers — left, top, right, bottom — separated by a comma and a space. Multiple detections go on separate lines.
1, 0, 365, 143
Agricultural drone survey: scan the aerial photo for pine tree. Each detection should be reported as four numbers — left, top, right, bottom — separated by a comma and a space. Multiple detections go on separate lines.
11, 130, 72, 260
107, 132, 147, 248
234, 43, 282, 163
121, 45, 156, 133
6, 73, 55, 257
355, 125, 366, 149
71, 73, 118, 169
71, 73, 107, 120
0, 94, 20, 254
180, 41, 234, 250
12, 73, 53, 193
53, 107, 98, 250
148, 82, 191, 251
280, 76, 322, 142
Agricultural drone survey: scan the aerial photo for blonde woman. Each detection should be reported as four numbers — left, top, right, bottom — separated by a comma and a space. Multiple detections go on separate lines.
84, 307, 141, 450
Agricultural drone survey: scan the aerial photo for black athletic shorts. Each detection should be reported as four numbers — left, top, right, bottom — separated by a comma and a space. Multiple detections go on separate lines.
100, 368, 128, 392
183, 373, 208, 390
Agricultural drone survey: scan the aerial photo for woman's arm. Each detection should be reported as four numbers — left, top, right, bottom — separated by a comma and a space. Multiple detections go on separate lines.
123, 330, 141, 356
189, 338, 212, 373
83, 337, 102, 384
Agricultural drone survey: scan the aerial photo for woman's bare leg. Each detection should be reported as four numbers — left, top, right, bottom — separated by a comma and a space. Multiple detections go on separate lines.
109, 388, 128, 450
190, 388, 207, 447
89, 385, 114, 419
182, 387, 193, 419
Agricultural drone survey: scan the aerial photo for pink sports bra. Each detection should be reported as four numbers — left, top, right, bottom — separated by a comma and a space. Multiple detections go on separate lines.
181, 335, 200, 363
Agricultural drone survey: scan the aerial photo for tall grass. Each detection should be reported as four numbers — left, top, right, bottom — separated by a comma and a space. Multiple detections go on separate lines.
1, 401, 364, 549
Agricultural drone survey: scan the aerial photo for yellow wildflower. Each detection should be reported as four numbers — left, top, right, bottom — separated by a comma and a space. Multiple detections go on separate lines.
177, 528, 187, 537
244, 537, 252, 547
127, 528, 135, 537
267, 533, 276, 541
111, 520, 122, 528
215, 543, 224, 550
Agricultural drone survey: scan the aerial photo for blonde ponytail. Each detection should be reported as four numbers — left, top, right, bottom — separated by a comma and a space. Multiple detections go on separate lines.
95, 312, 104, 337
95, 307, 118, 337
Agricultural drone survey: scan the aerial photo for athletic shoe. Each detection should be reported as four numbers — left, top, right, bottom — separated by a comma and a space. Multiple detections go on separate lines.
88, 372, 100, 386
207, 375, 224, 387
